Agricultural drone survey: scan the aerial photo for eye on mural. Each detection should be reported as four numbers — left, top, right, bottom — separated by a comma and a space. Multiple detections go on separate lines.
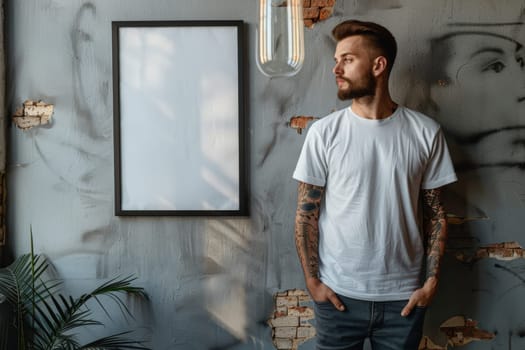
426, 24, 525, 173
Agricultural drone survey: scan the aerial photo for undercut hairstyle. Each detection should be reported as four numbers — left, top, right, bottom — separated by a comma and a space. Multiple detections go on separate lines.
332, 20, 398, 73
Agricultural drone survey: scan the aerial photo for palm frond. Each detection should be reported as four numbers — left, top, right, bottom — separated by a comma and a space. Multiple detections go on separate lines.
27, 276, 149, 349
0, 230, 151, 350
0, 254, 51, 304
0, 300, 10, 350
0, 251, 59, 349
76, 275, 148, 322
78, 331, 150, 350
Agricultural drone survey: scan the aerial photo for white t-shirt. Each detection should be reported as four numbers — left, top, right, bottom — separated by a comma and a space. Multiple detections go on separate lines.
293, 106, 457, 301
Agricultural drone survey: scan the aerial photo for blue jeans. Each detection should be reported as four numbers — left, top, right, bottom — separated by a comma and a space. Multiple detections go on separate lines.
313, 294, 426, 350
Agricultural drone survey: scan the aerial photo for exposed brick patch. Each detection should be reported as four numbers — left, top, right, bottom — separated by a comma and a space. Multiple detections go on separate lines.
303, 0, 336, 28
476, 241, 524, 260
288, 115, 319, 134
12, 100, 54, 130
440, 316, 495, 346
269, 289, 316, 349
419, 316, 495, 349
455, 241, 525, 263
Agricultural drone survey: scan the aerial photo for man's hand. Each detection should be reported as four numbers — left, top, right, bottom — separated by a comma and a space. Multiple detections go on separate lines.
401, 277, 438, 316
307, 278, 345, 311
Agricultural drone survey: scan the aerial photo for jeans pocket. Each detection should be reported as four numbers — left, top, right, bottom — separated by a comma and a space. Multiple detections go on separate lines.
313, 299, 333, 307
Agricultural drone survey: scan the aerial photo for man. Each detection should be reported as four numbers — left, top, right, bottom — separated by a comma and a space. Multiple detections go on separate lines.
293, 20, 457, 349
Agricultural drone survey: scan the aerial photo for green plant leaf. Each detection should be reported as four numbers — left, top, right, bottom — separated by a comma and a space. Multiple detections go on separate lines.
78, 331, 151, 350
0, 231, 150, 350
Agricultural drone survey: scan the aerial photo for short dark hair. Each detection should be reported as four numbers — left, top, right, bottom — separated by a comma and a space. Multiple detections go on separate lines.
332, 20, 398, 73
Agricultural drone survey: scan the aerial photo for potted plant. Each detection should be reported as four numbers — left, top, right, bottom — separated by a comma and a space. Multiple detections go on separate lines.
0, 233, 150, 350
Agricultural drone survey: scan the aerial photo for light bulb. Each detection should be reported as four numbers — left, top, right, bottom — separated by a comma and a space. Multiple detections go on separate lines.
257, 0, 305, 77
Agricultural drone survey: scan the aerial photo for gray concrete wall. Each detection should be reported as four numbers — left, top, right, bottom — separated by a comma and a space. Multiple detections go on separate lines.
6, 0, 525, 349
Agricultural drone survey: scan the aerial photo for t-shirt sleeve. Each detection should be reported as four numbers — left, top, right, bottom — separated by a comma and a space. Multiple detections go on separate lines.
292, 126, 327, 187
421, 127, 458, 189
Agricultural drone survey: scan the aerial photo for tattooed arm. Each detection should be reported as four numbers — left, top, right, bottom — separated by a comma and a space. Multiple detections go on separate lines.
295, 181, 344, 311
422, 187, 448, 281
401, 187, 447, 316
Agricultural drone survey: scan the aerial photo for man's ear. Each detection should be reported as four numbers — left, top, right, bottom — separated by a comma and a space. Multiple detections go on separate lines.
372, 56, 388, 76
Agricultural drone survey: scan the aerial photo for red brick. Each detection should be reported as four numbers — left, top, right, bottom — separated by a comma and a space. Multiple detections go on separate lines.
304, 19, 315, 28
311, 0, 335, 6
300, 315, 315, 323
276, 305, 288, 314
274, 338, 292, 349
303, 7, 320, 19
270, 315, 299, 327
274, 326, 297, 338
288, 289, 309, 296
288, 306, 314, 317
319, 6, 333, 20
298, 295, 313, 302
297, 326, 316, 338
274, 310, 288, 318
276, 296, 299, 307
303, 0, 311, 7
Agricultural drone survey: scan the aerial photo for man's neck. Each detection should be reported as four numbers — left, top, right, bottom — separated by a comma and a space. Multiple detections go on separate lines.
350, 88, 397, 120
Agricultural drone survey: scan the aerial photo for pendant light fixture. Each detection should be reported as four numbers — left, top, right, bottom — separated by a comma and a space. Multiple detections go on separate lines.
257, 0, 305, 77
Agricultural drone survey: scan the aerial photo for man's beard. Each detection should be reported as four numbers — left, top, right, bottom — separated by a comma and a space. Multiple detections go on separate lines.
337, 70, 377, 100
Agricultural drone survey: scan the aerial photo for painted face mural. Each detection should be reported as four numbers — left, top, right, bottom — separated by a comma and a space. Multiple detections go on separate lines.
429, 27, 525, 171
417, 22, 525, 349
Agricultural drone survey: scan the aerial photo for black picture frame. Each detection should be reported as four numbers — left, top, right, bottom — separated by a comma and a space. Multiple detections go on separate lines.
112, 20, 247, 216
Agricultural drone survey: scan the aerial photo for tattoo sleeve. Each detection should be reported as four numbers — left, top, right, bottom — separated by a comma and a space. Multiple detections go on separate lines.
422, 187, 447, 280
295, 182, 324, 279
